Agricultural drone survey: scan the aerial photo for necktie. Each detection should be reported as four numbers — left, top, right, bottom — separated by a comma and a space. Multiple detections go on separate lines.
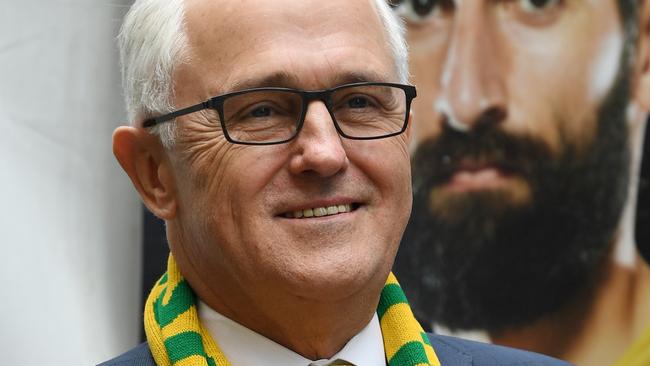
309, 359, 355, 366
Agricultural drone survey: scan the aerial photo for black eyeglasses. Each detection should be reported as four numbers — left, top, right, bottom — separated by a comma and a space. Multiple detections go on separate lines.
143, 82, 417, 145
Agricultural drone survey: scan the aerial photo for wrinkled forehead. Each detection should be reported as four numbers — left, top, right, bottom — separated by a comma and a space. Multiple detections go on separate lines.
179, 0, 395, 94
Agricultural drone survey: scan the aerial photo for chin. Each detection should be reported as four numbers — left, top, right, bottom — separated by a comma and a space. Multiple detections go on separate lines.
429, 182, 533, 223
283, 257, 390, 302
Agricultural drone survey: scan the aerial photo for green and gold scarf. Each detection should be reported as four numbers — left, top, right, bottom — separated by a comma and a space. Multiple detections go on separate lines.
144, 255, 441, 366
614, 323, 650, 366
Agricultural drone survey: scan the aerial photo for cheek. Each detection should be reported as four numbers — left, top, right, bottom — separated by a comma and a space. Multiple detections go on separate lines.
409, 50, 448, 146
504, 13, 624, 152
203, 154, 286, 236
506, 72, 600, 157
174, 146, 290, 278
586, 31, 624, 103
178, 122, 286, 202
348, 137, 412, 209
175, 130, 285, 238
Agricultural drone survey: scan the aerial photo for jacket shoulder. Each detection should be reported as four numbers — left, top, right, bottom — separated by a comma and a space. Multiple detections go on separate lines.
428, 333, 574, 365
98, 336, 571, 366
97, 342, 155, 366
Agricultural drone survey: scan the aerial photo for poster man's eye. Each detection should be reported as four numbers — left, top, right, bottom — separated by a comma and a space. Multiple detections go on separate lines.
412, 0, 440, 17
393, 0, 454, 23
519, 0, 560, 13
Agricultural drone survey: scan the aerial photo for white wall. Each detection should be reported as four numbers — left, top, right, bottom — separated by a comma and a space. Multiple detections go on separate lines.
0, 1, 142, 364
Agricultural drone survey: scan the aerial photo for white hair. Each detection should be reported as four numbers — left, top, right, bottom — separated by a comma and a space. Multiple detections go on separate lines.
118, 0, 408, 147
371, 0, 410, 84
118, 0, 187, 148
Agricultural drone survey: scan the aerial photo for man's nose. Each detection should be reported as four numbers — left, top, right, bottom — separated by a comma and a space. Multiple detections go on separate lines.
288, 101, 348, 177
437, 5, 508, 132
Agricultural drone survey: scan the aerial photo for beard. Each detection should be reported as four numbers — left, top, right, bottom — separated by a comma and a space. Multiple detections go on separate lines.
395, 68, 632, 332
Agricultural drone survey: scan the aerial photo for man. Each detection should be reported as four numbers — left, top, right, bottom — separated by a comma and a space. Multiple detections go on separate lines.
391, 0, 650, 365
100, 0, 570, 365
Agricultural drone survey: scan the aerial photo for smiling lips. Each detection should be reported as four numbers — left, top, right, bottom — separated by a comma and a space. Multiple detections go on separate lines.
283, 204, 355, 219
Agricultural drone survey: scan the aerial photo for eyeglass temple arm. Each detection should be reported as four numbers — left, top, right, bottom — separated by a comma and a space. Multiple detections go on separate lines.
142, 101, 212, 128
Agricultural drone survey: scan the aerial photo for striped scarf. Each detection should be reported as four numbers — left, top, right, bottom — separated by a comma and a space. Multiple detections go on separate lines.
144, 255, 441, 366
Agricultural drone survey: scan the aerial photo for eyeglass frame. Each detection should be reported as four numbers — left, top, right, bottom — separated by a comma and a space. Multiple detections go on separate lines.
142, 81, 417, 146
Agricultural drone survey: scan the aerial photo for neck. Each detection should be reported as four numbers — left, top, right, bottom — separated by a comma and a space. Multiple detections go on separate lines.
490, 234, 650, 365
214, 293, 376, 360
188, 269, 381, 360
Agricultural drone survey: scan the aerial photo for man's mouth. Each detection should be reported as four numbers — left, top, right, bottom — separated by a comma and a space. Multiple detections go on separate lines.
441, 160, 517, 193
282, 203, 359, 219
448, 168, 505, 190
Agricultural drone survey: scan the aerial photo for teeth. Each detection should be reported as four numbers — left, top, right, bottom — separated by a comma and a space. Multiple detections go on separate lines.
285, 204, 353, 219
314, 207, 327, 217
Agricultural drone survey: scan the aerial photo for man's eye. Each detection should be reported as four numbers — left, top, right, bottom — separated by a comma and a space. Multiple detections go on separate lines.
347, 96, 370, 109
412, 0, 441, 17
519, 0, 560, 13
503, 0, 563, 25
250, 106, 273, 118
389, 0, 406, 9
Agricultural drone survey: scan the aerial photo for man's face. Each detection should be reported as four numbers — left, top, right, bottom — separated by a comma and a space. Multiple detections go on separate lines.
405, 0, 625, 199
393, 0, 632, 330
167, 0, 411, 309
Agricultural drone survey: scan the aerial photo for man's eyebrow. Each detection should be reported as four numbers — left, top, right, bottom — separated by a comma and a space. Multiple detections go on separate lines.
330, 71, 391, 86
225, 70, 393, 93
227, 71, 301, 92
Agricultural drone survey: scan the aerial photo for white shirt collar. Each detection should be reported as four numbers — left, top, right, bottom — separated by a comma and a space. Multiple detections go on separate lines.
198, 300, 385, 366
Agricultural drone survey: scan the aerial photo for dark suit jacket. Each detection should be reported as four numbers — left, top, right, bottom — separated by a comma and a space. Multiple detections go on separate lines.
98, 334, 573, 365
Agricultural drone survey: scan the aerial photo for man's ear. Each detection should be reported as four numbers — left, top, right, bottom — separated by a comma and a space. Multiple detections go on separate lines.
633, 0, 650, 111
113, 126, 177, 220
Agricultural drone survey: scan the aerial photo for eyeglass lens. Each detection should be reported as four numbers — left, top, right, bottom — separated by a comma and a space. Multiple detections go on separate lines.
220, 85, 408, 143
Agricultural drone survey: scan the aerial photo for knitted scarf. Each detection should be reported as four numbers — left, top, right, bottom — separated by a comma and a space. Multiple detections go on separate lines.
614, 323, 650, 366
144, 255, 441, 366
